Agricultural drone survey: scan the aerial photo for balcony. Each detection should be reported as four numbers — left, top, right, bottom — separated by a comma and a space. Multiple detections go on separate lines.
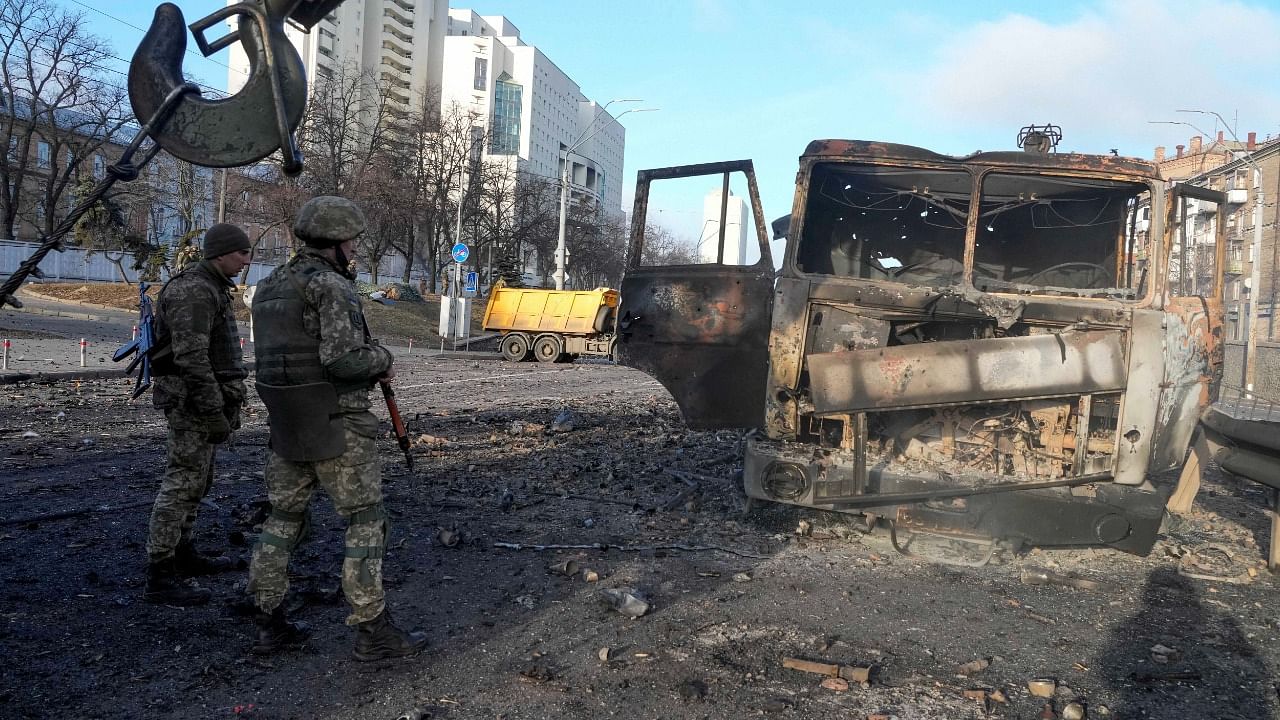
388, 0, 414, 13
1227, 258, 1245, 275
383, 8, 413, 28
381, 40, 412, 60
383, 24, 413, 44
1227, 188, 1249, 204
381, 56, 411, 74
380, 72, 410, 90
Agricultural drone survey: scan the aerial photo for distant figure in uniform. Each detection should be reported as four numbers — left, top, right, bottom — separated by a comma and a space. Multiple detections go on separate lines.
145, 223, 252, 605
248, 196, 428, 661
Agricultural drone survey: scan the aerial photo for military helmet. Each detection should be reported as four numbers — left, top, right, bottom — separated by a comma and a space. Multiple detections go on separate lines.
293, 196, 366, 247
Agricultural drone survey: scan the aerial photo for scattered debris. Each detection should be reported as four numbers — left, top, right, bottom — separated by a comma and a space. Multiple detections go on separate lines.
518, 663, 555, 683
820, 677, 850, 692
514, 595, 536, 609
1132, 670, 1200, 683
796, 519, 812, 537
413, 433, 448, 448
599, 588, 650, 618
550, 407, 578, 433
548, 559, 579, 576
1028, 678, 1057, 698
1149, 644, 1180, 664
732, 572, 752, 583
962, 689, 987, 702
990, 689, 1008, 704
597, 647, 610, 663
782, 657, 871, 683
581, 568, 600, 583
1020, 567, 1101, 591
436, 527, 461, 548
677, 679, 708, 702
957, 657, 991, 675
1062, 701, 1086, 720
21, 430, 38, 439
761, 698, 794, 713
493, 540, 769, 559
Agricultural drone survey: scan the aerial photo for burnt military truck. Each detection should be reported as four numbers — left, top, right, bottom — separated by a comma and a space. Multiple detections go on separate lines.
616, 128, 1227, 556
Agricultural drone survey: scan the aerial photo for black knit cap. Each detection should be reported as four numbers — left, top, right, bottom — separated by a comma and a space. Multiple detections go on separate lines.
202, 223, 251, 259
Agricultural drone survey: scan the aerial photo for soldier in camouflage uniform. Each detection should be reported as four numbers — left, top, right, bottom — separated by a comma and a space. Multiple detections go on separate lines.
249, 195, 428, 661
145, 224, 252, 606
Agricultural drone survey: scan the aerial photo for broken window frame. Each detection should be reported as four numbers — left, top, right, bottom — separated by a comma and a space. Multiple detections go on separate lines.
788, 160, 1163, 305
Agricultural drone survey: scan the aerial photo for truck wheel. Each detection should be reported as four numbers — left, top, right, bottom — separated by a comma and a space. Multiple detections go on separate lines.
501, 333, 532, 362
533, 334, 562, 363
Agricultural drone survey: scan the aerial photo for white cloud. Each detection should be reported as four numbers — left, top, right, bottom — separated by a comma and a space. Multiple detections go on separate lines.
890, 0, 1280, 154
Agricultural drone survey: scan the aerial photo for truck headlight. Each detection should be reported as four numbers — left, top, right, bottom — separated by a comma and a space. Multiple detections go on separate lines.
762, 462, 809, 500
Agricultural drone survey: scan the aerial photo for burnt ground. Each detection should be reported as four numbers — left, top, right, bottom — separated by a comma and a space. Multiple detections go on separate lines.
2, 348, 1280, 718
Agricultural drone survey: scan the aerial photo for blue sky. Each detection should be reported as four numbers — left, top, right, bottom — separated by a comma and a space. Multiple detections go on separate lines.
52, 0, 1280, 245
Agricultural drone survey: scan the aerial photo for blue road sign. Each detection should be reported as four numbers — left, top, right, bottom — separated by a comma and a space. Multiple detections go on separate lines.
451, 242, 470, 263
464, 271, 478, 294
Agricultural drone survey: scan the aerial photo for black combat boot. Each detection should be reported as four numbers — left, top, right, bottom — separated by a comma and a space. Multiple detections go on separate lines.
252, 606, 311, 655
351, 610, 428, 662
174, 541, 235, 576
145, 557, 212, 606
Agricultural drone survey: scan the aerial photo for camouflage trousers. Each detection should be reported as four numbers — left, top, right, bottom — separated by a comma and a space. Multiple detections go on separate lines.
249, 413, 387, 625
146, 410, 217, 561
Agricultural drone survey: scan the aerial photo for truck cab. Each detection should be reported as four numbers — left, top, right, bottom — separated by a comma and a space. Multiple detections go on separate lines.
617, 133, 1226, 555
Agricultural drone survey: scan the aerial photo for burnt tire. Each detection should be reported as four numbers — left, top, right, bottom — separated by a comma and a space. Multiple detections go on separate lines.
533, 334, 562, 363
500, 333, 532, 362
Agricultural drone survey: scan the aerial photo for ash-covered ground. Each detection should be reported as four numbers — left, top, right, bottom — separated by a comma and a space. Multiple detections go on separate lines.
2, 305, 1278, 720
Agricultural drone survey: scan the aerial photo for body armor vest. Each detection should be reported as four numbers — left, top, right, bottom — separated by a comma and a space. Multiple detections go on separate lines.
252, 256, 365, 396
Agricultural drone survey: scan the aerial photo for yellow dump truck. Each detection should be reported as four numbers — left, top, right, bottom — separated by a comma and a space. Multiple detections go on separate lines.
483, 283, 619, 362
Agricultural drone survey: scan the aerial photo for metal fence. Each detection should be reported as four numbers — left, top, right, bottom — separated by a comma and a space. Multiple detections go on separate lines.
0, 239, 425, 289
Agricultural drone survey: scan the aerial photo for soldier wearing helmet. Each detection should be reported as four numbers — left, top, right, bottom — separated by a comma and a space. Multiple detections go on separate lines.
248, 196, 428, 660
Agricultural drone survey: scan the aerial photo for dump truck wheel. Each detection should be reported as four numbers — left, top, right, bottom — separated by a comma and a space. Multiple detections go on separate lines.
500, 333, 532, 362
533, 334, 562, 363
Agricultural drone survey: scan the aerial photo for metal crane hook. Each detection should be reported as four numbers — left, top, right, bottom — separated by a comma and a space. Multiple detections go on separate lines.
128, 1, 314, 175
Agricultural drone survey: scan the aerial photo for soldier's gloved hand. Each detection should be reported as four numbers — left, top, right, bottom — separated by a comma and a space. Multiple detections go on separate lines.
223, 402, 242, 432
201, 412, 232, 444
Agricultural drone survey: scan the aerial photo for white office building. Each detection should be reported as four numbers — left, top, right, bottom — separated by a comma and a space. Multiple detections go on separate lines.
697, 189, 748, 265
442, 9, 626, 218
226, 0, 449, 117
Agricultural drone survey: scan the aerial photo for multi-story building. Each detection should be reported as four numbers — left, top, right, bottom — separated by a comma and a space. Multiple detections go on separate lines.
1172, 133, 1280, 344
441, 9, 626, 219
226, 0, 448, 118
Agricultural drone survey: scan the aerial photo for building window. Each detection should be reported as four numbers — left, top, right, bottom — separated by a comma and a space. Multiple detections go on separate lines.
473, 57, 487, 91
470, 126, 484, 162
490, 74, 522, 155
36, 141, 50, 169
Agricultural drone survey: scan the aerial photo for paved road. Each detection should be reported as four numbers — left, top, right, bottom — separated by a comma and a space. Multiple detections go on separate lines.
0, 290, 498, 381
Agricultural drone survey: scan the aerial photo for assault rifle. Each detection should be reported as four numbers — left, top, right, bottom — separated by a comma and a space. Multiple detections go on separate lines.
361, 316, 413, 470
112, 283, 156, 399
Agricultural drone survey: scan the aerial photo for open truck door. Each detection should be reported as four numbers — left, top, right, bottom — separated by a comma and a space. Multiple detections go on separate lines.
616, 160, 774, 429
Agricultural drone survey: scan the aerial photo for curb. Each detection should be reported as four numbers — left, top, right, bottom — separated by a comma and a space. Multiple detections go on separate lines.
16, 287, 137, 315
0, 368, 127, 384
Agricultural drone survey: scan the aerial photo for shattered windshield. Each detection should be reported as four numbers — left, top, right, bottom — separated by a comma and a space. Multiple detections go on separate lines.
796, 163, 969, 287
973, 173, 1146, 299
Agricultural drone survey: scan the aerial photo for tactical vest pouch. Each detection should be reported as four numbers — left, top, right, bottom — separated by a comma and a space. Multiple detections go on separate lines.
255, 381, 347, 462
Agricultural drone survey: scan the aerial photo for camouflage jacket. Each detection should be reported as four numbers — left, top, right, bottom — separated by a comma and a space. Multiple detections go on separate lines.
152, 260, 247, 417
252, 248, 392, 419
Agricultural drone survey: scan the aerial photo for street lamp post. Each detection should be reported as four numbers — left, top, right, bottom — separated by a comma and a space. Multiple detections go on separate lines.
554, 101, 656, 289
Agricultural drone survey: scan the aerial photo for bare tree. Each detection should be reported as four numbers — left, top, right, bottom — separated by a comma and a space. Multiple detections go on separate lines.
297, 63, 397, 195
0, 0, 130, 241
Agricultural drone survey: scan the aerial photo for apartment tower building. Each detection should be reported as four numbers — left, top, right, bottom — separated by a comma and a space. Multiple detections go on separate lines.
226, 0, 448, 116
442, 9, 626, 218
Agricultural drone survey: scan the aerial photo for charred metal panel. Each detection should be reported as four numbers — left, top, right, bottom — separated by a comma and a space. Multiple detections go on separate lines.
807, 330, 1127, 413
1150, 297, 1223, 472
764, 277, 811, 439
800, 140, 1160, 180
805, 304, 890, 354
742, 438, 1164, 554
1113, 309, 1164, 485
617, 267, 773, 428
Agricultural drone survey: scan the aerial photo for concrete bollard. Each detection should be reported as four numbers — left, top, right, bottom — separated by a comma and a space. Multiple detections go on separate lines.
2, 338, 9, 370
408, 337, 414, 354
79, 338, 88, 367
132, 325, 139, 341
